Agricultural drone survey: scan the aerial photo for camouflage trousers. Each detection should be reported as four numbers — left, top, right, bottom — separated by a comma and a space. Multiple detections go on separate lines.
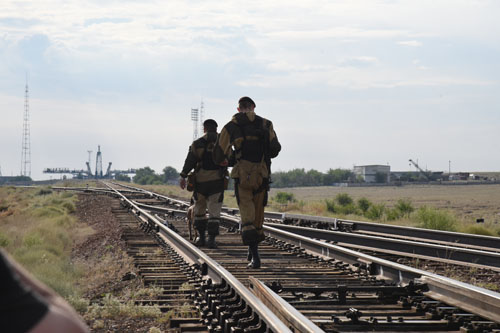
193, 191, 223, 236
235, 182, 267, 245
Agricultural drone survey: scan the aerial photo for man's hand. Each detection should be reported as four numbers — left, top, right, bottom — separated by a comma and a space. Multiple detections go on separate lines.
179, 177, 186, 189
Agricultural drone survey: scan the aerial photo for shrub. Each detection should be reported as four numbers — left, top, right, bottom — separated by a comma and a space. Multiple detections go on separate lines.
274, 192, 296, 204
69, 295, 90, 313
325, 199, 336, 213
0, 232, 10, 247
357, 197, 371, 213
461, 225, 494, 236
0, 203, 9, 212
33, 206, 65, 218
23, 233, 43, 248
61, 201, 76, 214
386, 208, 401, 221
395, 199, 414, 217
115, 174, 131, 182
338, 204, 358, 215
60, 192, 74, 199
365, 204, 385, 220
335, 193, 353, 206
414, 206, 457, 231
87, 294, 162, 319
36, 188, 52, 196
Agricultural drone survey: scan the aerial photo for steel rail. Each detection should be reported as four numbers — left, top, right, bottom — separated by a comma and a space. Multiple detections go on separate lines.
248, 276, 324, 333
51, 186, 144, 195
260, 224, 500, 323
136, 194, 500, 324
110, 184, 500, 324
104, 183, 297, 333
135, 199, 500, 271
282, 212, 500, 250
111, 182, 500, 252
109, 182, 191, 208
266, 222, 500, 269
117, 182, 500, 270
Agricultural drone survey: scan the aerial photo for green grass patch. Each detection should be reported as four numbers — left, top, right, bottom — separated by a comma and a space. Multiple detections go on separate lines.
0, 187, 81, 298
414, 206, 457, 231
460, 225, 495, 236
365, 204, 386, 221
357, 197, 371, 214
335, 193, 353, 206
0, 232, 10, 247
273, 191, 296, 204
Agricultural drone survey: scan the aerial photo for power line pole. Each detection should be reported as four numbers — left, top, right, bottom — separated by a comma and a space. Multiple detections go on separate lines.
21, 74, 31, 177
199, 99, 204, 135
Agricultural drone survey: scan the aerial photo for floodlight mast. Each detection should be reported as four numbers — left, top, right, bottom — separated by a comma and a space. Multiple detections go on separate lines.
191, 108, 199, 140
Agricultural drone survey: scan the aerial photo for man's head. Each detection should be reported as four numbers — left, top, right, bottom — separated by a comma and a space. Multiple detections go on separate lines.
203, 119, 218, 133
237, 96, 256, 112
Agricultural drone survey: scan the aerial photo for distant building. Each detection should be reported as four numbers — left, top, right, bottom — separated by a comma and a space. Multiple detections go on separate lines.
353, 165, 390, 183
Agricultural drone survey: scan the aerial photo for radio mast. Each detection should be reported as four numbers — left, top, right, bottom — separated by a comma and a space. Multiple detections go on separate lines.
21, 75, 31, 177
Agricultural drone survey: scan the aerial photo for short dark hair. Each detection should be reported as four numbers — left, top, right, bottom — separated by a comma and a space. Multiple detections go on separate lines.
238, 96, 256, 110
203, 119, 218, 132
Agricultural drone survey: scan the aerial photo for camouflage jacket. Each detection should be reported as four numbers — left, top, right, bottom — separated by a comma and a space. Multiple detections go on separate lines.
213, 111, 281, 180
180, 132, 224, 184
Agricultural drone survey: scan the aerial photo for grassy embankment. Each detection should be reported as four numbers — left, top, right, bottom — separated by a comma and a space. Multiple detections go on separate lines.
0, 186, 82, 297
0, 185, 186, 332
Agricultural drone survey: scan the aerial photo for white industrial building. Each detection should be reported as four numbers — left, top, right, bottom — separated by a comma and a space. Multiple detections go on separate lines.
353, 165, 391, 183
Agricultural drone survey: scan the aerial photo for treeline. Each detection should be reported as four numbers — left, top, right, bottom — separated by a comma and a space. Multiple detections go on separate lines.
120, 166, 360, 188
270, 168, 357, 188
116, 166, 179, 185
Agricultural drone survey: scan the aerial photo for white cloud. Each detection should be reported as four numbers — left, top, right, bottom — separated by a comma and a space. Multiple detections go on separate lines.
398, 40, 423, 47
1, 0, 500, 176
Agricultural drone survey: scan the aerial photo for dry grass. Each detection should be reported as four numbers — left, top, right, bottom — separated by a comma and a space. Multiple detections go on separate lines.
134, 183, 500, 235
269, 184, 500, 226
0, 187, 81, 296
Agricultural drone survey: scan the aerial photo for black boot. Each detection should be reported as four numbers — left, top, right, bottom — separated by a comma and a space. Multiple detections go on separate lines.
207, 234, 217, 249
194, 227, 206, 246
247, 246, 252, 261
206, 218, 219, 249
247, 243, 261, 269
194, 219, 207, 246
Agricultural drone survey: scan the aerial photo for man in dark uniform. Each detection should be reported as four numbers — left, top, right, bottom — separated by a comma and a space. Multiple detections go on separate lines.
213, 97, 281, 268
179, 119, 225, 248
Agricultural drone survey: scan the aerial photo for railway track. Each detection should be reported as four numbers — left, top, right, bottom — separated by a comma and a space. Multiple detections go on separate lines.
110, 182, 500, 273
56, 183, 500, 332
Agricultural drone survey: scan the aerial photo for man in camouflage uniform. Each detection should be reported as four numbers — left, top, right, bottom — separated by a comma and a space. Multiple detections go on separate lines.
214, 97, 281, 268
180, 119, 225, 248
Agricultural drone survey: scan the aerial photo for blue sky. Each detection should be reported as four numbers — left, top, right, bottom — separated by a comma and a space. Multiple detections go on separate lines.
1, 0, 499, 179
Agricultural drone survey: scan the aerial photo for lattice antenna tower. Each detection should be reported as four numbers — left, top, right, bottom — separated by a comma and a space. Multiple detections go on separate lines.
191, 108, 199, 140
199, 100, 205, 135
21, 74, 31, 177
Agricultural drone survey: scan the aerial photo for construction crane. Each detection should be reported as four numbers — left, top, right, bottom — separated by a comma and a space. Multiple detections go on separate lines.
408, 159, 431, 181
